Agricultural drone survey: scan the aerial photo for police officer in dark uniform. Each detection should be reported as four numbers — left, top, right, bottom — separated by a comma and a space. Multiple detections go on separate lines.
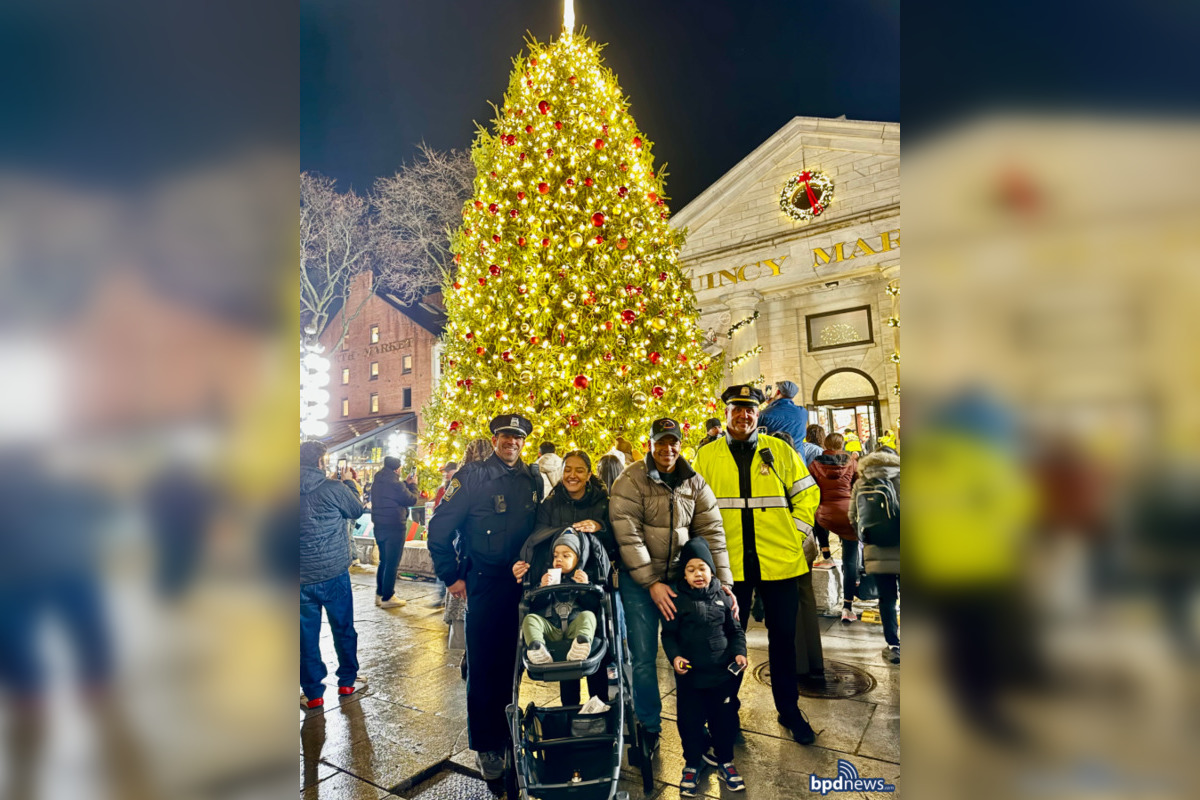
427, 413, 542, 780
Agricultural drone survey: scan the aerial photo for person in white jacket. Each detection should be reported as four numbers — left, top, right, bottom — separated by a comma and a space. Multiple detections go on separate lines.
536, 442, 564, 495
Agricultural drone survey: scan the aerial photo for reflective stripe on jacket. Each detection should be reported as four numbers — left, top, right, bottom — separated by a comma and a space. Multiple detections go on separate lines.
691, 434, 820, 581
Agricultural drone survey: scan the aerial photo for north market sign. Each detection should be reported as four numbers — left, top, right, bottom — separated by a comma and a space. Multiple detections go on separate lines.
688, 228, 899, 291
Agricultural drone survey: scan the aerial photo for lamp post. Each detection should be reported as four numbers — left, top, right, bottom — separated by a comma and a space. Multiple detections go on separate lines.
300, 324, 331, 440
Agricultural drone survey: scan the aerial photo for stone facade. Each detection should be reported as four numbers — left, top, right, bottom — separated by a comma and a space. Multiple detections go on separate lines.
672, 116, 900, 437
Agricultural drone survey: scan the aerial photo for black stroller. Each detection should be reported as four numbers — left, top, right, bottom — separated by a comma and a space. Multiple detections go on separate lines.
505, 526, 655, 799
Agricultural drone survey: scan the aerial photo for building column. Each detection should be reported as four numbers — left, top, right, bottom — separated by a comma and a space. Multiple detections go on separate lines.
724, 290, 764, 386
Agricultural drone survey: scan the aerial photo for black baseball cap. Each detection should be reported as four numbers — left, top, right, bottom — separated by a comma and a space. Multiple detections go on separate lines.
490, 414, 533, 437
721, 384, 766, 406
649, 418, 682, 444
705, 418, 722, 430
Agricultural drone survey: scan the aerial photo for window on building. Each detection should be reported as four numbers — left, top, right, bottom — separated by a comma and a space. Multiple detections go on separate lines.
341, 337, 348, 350
805, 305, 874, 352
402, 354, 413, 374
370, 325, 380, 344
403, 388, 412, 409
370, 393, 379, 413
370, 361, 379, 380
341, 398, 349, 417
341, 367, 350, 385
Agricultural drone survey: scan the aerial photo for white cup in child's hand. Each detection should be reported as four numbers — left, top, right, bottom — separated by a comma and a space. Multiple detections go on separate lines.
546, 568, 562, 585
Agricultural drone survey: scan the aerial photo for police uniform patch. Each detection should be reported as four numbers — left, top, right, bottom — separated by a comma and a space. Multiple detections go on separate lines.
740, 386, 750, 397
443, 478, 461, 501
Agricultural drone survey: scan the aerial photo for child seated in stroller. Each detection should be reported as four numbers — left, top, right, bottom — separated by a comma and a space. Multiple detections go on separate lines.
520, 530, 598, 664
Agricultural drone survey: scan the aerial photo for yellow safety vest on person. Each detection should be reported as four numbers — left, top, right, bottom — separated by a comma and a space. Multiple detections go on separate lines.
692, 433, 820, 582
843, 432, 863, 453
878, 431, 897, 451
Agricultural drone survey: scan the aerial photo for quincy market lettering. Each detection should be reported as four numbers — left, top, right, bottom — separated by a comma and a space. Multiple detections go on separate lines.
689, 229, 900, 291
334, 337, 413, 363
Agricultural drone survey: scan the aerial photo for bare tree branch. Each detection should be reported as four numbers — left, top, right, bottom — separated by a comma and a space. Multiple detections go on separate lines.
371, 144, 474, 306
300, 172, 373, 348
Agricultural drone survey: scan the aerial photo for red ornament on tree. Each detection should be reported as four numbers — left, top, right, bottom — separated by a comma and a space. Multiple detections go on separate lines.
621, 309, 637, 325
474, 200, 483, 209
602, 125, 609, 134
530, 336, 539, 345
538, 182, 549, 194
517, 285, 527, 295
503, 135, 515, 146
678, 354, 689, 363
647, 192, 658, 202
603, 351, 614, 361
492, 234, 501, 243
509, 209, 518, 218
530, 58, 537, 66
464, 379, 473, 388
591, 212, 605, 227
517, 191, 525, 201
565, 177, 575, 186
617, 186, 628, 197
519, 152, 526, 160
569, 415, 580, 427
652, 386, 665, 398
594, 235, 604, 245
449, 421, 461, 432
658, 272, 668, 281
594, 138, 605, 149
616, 237, 629, 250
525, 125, 533, 134
538, 100, 550, 115
648, 351, 662, 364
489, 264, 501, 276
490, 171, 498, 178
517, 236, 527, 247
541, 238, 550, 247
546, 148, 554, 157
477, 277, 487, 286
569, 75, 577, 84
619, 163, 628, 172
476, 346, 486, 355
495, 389, 504, 398
465, 332, 474, 339
487, 203, 498, 214
573, 374, 589, 389
555, 120, 563, 130
501, 350, 512, 362
632, 136, 642, 148
452, 281, 462, 290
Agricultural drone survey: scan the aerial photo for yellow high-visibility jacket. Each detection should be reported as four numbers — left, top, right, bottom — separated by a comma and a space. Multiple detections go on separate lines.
844, 433, 863, 453
692, 434, 820, 581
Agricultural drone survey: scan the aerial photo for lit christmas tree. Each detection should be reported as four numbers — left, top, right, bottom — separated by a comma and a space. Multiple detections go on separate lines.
421, 13, 721, 467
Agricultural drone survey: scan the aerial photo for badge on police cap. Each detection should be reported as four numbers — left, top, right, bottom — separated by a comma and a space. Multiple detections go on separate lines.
490, 413, 532, 436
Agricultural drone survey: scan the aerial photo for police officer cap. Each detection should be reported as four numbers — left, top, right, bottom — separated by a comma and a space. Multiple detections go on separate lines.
489, 413, 533, 437
721, 384, 765, 406
649, 417, 681, 444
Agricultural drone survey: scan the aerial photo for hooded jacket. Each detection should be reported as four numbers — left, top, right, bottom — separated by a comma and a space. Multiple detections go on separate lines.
370, 468, 418, 528
661, 538, 747, 688
758, 396, 809, 445
536, 452, 564, 496
301, 466, 366, 585
809, 451, 857, 540
609, 455, 733, 589
850, 451, 900, 574
535, 479, 616, 559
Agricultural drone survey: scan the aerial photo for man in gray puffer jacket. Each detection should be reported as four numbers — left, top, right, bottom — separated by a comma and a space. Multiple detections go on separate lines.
609, 418, 735, 751
301, 441, 367, 709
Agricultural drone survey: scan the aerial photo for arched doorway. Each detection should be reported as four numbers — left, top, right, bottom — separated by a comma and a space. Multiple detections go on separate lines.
811, 368, 882, 448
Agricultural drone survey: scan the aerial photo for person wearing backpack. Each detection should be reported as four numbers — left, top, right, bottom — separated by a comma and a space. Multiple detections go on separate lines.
849, 449, 900, 663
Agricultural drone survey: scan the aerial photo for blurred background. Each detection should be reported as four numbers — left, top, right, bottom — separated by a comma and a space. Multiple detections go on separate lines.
0, 2, 297, 799
1, 1, 1198, 799
903, 1, 1200, 798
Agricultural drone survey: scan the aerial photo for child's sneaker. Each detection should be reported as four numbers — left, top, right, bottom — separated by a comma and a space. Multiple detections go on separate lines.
701, 747, 719, 767
527, 641, 552, 664
718, 762, 745, 791
379, 596, 407, 609
882, 645, 900, 664
303, 696, 323, 711
679, 766, 701, 796
566, 635, 591, 661
841, 607, 857, 624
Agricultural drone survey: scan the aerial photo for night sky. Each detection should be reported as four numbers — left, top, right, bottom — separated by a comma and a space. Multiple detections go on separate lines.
301, 0, 899, 209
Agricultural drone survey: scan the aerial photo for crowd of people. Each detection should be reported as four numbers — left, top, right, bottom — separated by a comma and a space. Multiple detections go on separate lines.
299, 380, 901, 795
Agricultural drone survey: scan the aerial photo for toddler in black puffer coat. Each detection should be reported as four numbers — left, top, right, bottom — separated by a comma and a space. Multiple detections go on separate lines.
661, 537, 748, 794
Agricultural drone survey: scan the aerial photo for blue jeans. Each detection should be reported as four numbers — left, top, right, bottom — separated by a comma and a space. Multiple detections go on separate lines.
620, 575, 663, 732
300, 572, 359, 700
374, 526, 405, 601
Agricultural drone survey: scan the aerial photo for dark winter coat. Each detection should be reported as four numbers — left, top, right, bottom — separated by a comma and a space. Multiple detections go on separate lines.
758, 397, 809, 445
370, 469, 418, 528
810, 451, 858, 540
534, 479, 616, 560
661, 539, 747, 688
301, 466, 366, 585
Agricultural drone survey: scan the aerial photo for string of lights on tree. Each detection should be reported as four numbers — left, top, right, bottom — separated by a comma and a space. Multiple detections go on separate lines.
728, 345, 763, 368
420, 25, 722, 466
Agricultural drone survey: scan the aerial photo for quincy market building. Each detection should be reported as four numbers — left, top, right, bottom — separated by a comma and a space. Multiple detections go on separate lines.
672, 116, 900, 441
